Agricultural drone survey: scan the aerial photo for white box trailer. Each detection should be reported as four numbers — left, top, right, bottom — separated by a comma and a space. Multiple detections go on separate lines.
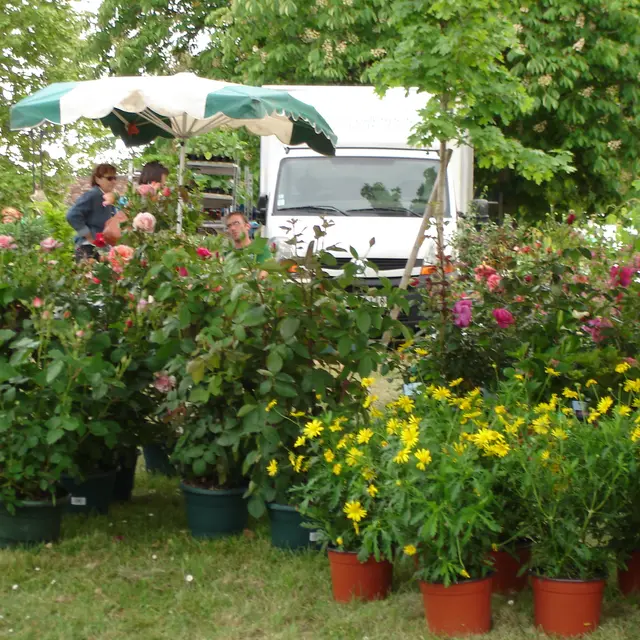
259, 86, 474, 282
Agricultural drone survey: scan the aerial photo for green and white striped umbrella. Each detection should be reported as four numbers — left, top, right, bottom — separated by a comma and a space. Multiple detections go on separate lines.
10, 72, 337, 231
10, 72, 337, 155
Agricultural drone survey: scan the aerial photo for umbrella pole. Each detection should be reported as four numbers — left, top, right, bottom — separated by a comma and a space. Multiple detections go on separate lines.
177, 140, 186, 234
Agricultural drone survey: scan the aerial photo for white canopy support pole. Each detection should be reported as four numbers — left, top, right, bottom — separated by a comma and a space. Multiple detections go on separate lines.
177, 139, 186, 234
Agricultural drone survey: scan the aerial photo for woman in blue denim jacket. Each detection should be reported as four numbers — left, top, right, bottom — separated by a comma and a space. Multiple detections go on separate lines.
66, 163, 117, 261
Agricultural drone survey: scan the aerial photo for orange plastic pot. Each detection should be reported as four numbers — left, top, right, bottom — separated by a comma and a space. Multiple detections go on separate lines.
327, 549, 392, 603
420, 575, 493, 637
532, 575, 605, 637
490, 545, 531, 594
619, 551, 640, 595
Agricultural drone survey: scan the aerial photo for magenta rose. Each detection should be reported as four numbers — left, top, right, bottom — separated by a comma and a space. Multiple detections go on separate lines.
196, 247, 212, 259
492, 308, 515, 328
453, 299, 473, 328
609, 265, 634, 288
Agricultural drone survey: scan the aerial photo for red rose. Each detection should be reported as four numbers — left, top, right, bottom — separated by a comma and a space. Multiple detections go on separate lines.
94, 233, 106, 248
162, 187, 171, 197
567, 213, 576, 225
177, 266, 188, 277
197, 247, 212, 259
492, 308, 515, 328
125, 319, 133, 328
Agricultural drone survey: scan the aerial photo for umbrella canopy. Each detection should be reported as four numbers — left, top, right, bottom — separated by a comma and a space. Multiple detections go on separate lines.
9, 72, 337, 156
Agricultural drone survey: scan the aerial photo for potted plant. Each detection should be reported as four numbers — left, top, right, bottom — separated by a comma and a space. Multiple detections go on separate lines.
374, 384, 502, 636
290, 408, 394, 603
508, 375, 638, 637
0, 237, 125, 537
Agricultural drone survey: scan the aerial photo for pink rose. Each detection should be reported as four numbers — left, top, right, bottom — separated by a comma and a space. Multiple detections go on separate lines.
40, 237, 63, 252
137, 184, 157, 197
486, 273, 502, 292
154, 372, 176, 394
474, 264, 496, 282
492, 308, 515, 328
453, 299, 472, 328
107, 244, 135, 273
1, 207, 21, 224
609, 265, 634, 288
0, 235, 17, 250
177, 266, 188, 277
33, 297, 43, 308
132, 212, 156, 233
162, 187, 171, 197
196, 247, 212, 259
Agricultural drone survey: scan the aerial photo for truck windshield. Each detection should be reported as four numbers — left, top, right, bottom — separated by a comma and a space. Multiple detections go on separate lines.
274, 156, 447, 217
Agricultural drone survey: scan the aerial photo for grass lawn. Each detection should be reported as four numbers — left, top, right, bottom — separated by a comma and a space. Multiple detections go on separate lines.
1, 468, 640, 640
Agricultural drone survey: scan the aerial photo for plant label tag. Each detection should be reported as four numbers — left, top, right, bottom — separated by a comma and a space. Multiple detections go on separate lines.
572, 401, 587, 420
309, 531, 321, 542
71, 496, 87, 506
403, 382, 421, 397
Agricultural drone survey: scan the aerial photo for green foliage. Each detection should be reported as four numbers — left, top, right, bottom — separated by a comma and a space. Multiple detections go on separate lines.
0, 1, 110, 209
478, 0, 640, 217
368, 0, 573, 185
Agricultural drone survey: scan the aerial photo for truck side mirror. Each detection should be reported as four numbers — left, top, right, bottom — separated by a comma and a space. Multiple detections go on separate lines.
470, 198, 490, 228
256, 195, 268, 224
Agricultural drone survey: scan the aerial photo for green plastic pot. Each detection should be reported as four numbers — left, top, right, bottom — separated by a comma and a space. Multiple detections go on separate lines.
143, 444, 177, 477
268, 503, 316, 550
181, 483, 248, 539
61, 469, 117, 515
0, 494, 69, 548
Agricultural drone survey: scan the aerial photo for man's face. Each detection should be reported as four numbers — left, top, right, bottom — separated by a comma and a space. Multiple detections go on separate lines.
226, 215, 250, 243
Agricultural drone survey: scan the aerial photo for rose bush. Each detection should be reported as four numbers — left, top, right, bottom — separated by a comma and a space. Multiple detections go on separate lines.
404, 212, 640, 395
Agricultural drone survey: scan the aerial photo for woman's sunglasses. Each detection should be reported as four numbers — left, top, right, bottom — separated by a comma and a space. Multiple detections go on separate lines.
104, 176, 117, 181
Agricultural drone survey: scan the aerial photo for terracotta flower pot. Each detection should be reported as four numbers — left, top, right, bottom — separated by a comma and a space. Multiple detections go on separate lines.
490, 545, 531, 594
420, 575, 493, 637
532, 575, 605, 637
618, 550, 640, 595
327, 549, 392, 603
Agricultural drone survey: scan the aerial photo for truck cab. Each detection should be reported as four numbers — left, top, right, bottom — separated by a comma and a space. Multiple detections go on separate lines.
260, 86, 474, 284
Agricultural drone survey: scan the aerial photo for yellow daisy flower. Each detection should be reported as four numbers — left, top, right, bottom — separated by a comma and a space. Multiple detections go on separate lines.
616, 362, 631, 374
294, 435, 306, 448
343, 501, 367, 522
618, 405, 632, 417
415, 348, 429, 356
303, 419, 324, 439
597, 396, 613, 414
393, 448, 411, 464
449, 378, 464, 388
396, 395, 415, 413
361, 377, 375, 388
266, 399, 277, 412
290, 409, 306, 417
562, 388, 579, 400
267, 459, 278, 476
414, 448, 432, 470
432, 386, 452, 401
324, 450, 335, 463
346, 447, 364, 466
363, 394, 378, 409
357, 428, 374, 445
545, 367, 560, 377
367, 484, 379, 497
586, 379, 597, 388
403, 544, 417, 556
551, 427, 568, 440
332, 463, 342, 475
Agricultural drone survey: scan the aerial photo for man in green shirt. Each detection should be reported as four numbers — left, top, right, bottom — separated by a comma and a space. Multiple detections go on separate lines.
225, 211, 272, 264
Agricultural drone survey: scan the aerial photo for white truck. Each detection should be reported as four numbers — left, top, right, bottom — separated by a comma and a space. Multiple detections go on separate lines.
258, 85, 475, 283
